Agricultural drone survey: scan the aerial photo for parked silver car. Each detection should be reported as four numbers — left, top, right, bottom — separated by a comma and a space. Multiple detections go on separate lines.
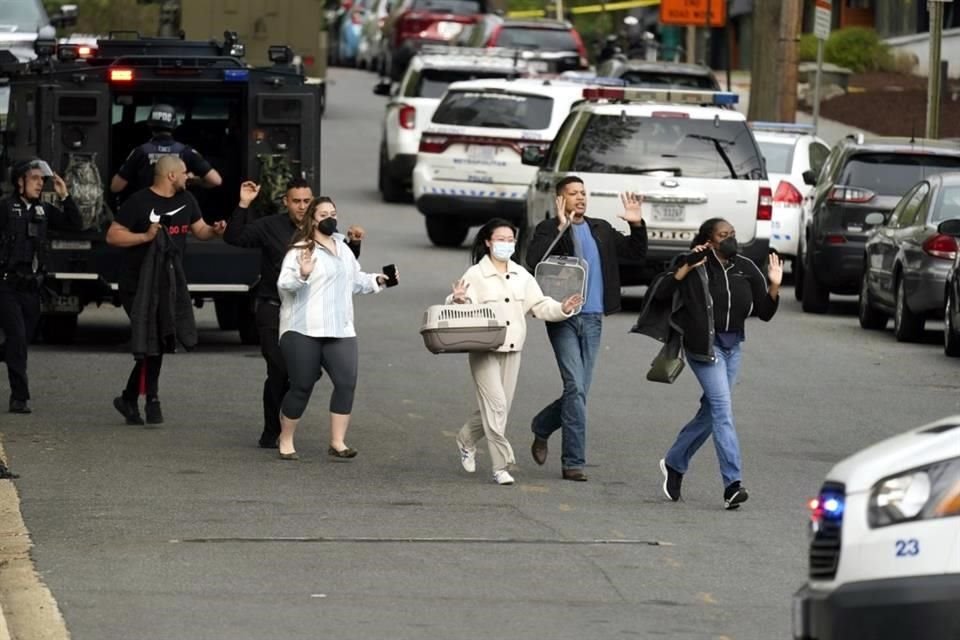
859, 172, 960, 341
940, 218, 960, 356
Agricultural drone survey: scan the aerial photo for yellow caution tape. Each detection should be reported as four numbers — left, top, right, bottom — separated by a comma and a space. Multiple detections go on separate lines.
508, 0, 660, 18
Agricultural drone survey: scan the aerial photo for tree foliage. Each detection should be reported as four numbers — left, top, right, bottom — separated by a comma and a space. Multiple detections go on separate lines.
44, 0, 160, 36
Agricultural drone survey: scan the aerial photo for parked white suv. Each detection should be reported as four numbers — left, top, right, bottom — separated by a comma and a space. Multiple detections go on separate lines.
376, 48, 541, 202
413, 77, 585, 246
522, 86, 771, 284
793, 415, 960, 640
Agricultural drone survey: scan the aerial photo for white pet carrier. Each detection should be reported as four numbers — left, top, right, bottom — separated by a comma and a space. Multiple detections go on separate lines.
420, 304, 507, 354
534, 221, 587, 303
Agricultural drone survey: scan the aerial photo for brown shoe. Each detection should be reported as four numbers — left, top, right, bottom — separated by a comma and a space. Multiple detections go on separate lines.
531, 436, 548, 466
562, 468, 588, 482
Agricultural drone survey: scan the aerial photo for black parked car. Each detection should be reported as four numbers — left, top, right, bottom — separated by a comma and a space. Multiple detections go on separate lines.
859, 173, 960, 341
797, 135, 960, 314
940, 218, 960, 356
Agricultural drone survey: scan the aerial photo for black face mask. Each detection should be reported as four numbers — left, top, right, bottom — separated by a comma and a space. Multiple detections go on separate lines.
317, 217, 338, 236
717, 236, 738, 259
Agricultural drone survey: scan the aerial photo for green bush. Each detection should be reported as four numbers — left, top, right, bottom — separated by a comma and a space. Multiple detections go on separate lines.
823, 27, 894, 73
798, 33, 818, 63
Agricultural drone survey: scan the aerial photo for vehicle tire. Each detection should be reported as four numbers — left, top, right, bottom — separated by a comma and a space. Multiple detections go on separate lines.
378, 144, 407, 203
800, 252, 829, 314
893, 276, 924, 342
794, 247, 805, 301
40, 314, 79, 345
858, 270, 887, 330
425, 216, 468, 247
945, 290, 960, 357
214, 298, 240, 331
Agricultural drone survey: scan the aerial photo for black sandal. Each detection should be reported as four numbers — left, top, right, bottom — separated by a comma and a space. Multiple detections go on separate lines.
328, 446, 358, 459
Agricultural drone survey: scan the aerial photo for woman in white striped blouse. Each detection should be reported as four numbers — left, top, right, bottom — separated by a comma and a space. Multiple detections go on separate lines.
276, 197, 394, 461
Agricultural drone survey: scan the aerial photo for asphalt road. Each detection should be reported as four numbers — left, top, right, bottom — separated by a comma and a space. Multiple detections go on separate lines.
3, 68, 960, 640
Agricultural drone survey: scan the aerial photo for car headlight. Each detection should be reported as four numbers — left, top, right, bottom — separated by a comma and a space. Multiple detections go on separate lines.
869, 457, 960, 528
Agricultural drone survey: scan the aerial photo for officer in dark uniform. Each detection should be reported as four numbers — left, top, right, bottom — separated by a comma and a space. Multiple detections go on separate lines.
0, 159, 82, 413
109, 103, 223, 197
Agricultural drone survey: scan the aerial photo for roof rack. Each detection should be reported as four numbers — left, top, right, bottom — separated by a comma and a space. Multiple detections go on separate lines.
749, 122, 815, 134
581, 86, 739, 106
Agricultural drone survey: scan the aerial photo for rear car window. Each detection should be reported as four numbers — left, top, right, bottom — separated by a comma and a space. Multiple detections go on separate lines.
411, 0, 483, 14
571, 114, 765, 179
619, 71, 718, 90
757, 140, 794, 174
495, 27, 577, 51
840, 153, 960, 196
432, 91, 553, 130
932, 185, 960, 224
409, 69, 513, 99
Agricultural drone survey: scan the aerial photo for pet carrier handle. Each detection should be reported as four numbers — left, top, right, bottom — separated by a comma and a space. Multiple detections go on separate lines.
541, 220, 571, 260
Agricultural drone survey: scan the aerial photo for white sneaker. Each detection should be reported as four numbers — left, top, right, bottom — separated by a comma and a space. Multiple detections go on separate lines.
458, 444, 476, 473
493, 470, 515, 485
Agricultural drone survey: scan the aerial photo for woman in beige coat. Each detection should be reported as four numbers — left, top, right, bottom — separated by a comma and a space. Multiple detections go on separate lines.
449, 218, 583, 485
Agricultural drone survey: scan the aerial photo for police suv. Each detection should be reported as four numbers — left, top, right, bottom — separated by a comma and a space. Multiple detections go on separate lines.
0, 33, 322, 343
793, 415, 960, 640
521, 86, 771, 284
376, 46, 545, 202
413, 77, 585, 247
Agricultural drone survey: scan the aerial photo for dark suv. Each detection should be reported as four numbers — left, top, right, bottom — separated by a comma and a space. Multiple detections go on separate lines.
798, 136, 960, 313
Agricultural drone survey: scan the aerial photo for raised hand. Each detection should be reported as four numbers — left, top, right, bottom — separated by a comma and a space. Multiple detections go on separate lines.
554, 195, 568, 229
451, 279, 470, 303
298, 247, 316, 278
618, 192, 644, 225
52, 173, 69, 199
239, 181, 260, 207
767, 252, 784, 287
561, 293, 583, 314
347, 225, 366, 242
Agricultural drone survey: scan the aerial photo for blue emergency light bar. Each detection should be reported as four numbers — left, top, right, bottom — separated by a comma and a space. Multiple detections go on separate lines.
223, 69, 250, 82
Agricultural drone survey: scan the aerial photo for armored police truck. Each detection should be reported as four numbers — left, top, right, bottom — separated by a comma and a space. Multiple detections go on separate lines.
0, 32, 322, 344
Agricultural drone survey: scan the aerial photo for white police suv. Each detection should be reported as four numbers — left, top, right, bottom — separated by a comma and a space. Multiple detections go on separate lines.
793, 415, 960, 640
521, 86, 771, 284
412, 77, 585, 247
377, 47, 542, 202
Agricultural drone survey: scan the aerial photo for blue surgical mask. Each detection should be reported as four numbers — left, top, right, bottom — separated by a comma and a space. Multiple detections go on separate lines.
491, 241, 515, 261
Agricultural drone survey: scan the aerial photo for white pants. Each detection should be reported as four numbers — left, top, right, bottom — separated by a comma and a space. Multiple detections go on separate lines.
458, 351, 521, 473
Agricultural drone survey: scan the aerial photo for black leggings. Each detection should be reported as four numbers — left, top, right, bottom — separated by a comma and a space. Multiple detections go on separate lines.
279, 332, 358, 419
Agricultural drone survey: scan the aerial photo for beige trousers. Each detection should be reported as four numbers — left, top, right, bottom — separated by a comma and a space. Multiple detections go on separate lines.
458, 351, 522, 473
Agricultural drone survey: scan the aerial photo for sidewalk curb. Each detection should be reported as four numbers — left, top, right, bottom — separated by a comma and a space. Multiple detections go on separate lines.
0, 601, 11, 640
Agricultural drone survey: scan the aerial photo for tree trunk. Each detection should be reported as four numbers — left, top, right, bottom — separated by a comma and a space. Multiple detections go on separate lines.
778, 0, 802, 123
747, 1, 783, 121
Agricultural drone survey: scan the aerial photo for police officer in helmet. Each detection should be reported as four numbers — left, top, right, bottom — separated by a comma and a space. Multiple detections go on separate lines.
0, 159, 82, 413
109, 103, 223, 198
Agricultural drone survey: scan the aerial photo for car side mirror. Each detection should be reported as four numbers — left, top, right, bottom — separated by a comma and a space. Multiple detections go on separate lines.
938, 218, 960, 237
865, 212, 886, 226
373, 81, 392, 96
802, 170, 817, 186
520, 145, 545, 167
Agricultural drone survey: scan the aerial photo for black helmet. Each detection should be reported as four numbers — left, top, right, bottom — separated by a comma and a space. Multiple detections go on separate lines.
147, 104, 178, 130
10, 158, 53, 191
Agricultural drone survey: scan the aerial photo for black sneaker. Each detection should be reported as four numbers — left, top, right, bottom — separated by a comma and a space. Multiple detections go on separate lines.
113, 394, 144, 425
724, 482, 749, 510
9, 399, 31, 414
144, 399, 164, 425
659, 459, 683, 501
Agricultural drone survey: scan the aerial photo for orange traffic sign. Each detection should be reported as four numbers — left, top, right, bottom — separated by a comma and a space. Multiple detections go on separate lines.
659, 0, 727, 27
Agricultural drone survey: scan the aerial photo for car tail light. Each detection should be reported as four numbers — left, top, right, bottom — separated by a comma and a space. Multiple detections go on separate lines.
828, 186, 875, 203
351, 10, 363, 24
398, 104, 416, 130
419, 135, 449, 153
923, 233, 958, 260
825, 234, 847, 244
303, 55, 315, 67
757, 186, 773, 221
570, 29, 589, 67
774, 180, 803, 207
582, 87, 624, 100
397, 13, 434, 45
77, 45, 94, 58
109, 68, 134, 83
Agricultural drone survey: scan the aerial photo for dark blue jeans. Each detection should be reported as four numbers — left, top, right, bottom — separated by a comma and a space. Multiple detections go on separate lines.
531, 313, 603, 470
665, 343, 743, 489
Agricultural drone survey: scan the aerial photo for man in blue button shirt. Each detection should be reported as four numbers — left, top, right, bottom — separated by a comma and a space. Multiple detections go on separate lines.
525, 176, 648, 481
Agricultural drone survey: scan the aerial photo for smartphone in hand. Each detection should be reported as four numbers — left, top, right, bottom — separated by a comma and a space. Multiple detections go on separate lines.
382, 264, 399, 287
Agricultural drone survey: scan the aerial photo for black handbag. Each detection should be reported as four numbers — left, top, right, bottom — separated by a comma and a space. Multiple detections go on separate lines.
646, 333, 685, 384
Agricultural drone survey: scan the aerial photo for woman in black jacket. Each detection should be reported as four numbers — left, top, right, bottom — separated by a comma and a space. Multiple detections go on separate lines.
654, 218, 782, 510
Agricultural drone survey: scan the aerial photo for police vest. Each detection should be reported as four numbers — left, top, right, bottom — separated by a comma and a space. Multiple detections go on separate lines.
0, 197, 48, 274
134, 137, 187, 190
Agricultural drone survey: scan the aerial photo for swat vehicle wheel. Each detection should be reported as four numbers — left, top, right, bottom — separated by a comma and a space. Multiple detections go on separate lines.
426, 216, 468, 247
41, 314, 79, 345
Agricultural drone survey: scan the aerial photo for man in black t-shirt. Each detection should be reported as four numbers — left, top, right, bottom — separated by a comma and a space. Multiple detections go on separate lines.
106, 155, 225, 426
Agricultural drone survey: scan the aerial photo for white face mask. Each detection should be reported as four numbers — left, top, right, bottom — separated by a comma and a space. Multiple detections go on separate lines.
491, 241, 515, 262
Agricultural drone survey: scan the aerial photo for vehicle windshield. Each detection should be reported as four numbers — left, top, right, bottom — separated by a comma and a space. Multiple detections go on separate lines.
932, 185, 960, 224
757, 140, 794, 174
619, 70, 718, 90
411, 68, 514, 99
411, 0, 483, 15
571, 114, 765, 179
432, 90, 553, 129
495, 27, 577, 51
0, 0, 48, 31
840, 153, 960, 196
